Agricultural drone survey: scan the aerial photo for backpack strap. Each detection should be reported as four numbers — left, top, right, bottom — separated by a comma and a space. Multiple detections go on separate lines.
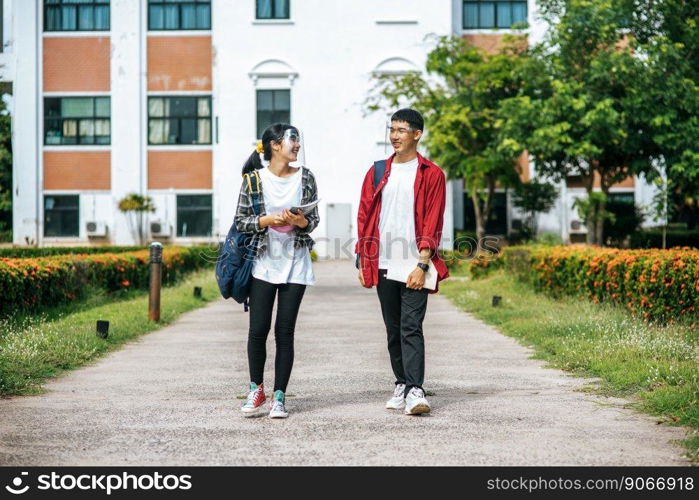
373, 160, 387, 189
355, 160, 388, 270
244, 170, 263, 215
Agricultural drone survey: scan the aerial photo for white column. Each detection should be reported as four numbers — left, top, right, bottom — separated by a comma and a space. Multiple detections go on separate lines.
12, 0, 40, 245
110, 0, 145, 244
211, 0, 238, 241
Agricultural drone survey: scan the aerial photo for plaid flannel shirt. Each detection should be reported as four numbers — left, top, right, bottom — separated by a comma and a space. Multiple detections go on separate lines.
234, 167, 319, 257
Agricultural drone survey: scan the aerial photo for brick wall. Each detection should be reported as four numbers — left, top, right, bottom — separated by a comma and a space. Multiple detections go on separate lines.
147, 36, 212, 91
43, 37, 110, 92
148, 150, 212, 189
44, 151, 111, 190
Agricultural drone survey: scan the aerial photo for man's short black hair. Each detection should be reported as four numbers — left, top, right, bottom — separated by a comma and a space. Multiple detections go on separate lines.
391, 108, 424, 132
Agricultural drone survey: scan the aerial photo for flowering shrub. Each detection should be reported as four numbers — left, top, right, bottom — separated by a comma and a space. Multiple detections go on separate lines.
502, 245, 699, 321
467, 253, 503, 279
0, 246, 213, 317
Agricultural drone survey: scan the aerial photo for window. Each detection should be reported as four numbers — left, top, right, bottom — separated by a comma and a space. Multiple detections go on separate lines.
463, 192, 508, 235
256, 0, 290, 20
44, 0, 110, 32
44, 97, 111, 145
463, 1, 527, 29
176, 194, 212, 237
608, 192, 635, 205
148, 0, 211, 30
148, 96, 211, 145
256, 90, 290, 139
44, 195, 79, 237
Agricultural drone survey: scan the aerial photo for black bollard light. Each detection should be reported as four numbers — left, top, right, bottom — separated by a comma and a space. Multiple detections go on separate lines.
492, 295, 502, 307
193, 286, 202, 298
96, 320, 109, 339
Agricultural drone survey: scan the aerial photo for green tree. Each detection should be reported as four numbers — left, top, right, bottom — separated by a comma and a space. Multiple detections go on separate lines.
365, 35, 529, 241
502, 0, 657, 245
117, 193, 155, 245
624, 0, 699, 229
0, 94, 12, 242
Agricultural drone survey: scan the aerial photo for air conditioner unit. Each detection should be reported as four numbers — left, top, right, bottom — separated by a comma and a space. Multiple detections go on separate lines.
150, 220, 171, 237
85, 221, 108, 237
569, 219, 587, 234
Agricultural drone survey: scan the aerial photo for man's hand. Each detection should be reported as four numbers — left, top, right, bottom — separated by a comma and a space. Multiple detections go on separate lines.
406, 267, 426, 290
282, 209, 309, 228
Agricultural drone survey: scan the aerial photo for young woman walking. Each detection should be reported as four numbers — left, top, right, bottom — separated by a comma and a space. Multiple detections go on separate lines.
234, 123, 319, 418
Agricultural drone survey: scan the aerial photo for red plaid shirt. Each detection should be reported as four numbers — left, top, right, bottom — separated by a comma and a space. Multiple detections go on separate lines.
355, 153, 449, 293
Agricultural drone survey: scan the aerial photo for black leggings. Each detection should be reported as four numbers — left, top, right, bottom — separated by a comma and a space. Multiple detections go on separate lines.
247, 277, 306, 393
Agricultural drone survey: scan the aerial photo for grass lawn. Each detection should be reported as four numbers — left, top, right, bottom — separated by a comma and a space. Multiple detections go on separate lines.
0, 267, 219, 397
441, 270, 699, 462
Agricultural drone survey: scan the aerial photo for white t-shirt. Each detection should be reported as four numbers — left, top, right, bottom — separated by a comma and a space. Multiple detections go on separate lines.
252, 167, 315, 286
378, 157, 419, 277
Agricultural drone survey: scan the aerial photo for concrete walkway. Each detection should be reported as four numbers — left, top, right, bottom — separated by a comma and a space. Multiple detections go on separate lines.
0, 261, 690, 466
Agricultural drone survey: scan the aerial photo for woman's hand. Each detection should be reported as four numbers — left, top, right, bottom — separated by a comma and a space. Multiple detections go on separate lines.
259, 214, 288, 228
282, 209, 309, 229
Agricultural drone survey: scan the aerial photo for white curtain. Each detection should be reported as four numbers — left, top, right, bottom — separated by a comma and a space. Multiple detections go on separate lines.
148, 98, 171, 144
197, 98, 211, 143
79, 120, 94, 138
95, 119, 110, 137
62, 120, 77, 138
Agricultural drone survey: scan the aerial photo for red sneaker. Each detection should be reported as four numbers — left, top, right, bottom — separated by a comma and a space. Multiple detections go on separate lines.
241, 382, 266, 416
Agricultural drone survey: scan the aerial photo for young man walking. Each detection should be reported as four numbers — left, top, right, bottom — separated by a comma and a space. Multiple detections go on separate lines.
356, 108, 449, 415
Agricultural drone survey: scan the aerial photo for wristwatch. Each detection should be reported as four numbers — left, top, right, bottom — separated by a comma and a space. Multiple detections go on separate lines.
416, 262, 429, 272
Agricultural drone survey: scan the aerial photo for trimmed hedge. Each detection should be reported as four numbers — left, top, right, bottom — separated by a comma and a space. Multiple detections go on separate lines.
465, 252, 503, 279
501, 245, 699, 322
0, 246, 214, 317
0, 245, 144, 258
629, 229, 699, 250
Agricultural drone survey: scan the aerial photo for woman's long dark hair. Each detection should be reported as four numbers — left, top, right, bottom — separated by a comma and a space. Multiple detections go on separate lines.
242, 123, 299, 175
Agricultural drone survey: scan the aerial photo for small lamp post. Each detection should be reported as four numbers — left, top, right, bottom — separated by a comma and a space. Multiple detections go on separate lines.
149, 242, 163, 322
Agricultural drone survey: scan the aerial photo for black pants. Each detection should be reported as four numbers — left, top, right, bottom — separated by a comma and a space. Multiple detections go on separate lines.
376, 269, 428, 395
247, 277, 306, 393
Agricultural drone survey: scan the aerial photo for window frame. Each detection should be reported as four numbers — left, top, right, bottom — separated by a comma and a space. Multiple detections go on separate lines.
44, 0, 111, 32
147, 0, 211, 31
462, 0, 528, 30
255, 0, 290, 20
176, 194, 213, 237
44, 96, 111, 146
147, 95, 212, 146
43, 194, 80, 238
255, 89, 291, 139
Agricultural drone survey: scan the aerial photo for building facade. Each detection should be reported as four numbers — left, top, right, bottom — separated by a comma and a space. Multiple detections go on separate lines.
4, 1, 657, 252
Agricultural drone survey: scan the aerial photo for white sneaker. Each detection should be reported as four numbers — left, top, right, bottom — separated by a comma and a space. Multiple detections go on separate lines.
386, 383, 406, 409
404, 387, 431, 415
269, 390, 289, 419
